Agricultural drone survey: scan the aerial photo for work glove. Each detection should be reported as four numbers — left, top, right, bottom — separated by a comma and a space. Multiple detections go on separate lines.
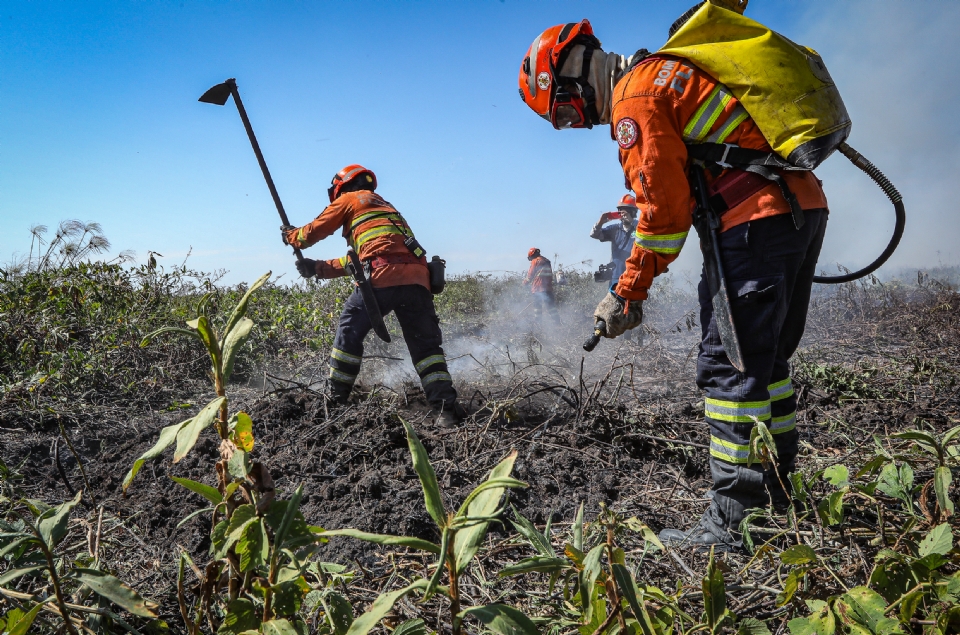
593, 291, 643, 338
280, 224, 296, 246
295, 258, 317, 279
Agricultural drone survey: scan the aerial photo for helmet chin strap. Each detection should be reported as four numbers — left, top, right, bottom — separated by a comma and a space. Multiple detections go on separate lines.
556, 43, 602, 129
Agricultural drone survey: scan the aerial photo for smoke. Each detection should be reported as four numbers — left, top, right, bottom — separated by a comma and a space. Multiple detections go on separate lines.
794, 1, 960, 274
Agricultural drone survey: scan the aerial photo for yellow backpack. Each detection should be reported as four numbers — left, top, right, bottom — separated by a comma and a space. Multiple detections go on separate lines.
659, 0, 850, 169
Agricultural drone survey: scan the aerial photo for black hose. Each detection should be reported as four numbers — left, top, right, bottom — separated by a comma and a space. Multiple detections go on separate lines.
813, 142, 906, 284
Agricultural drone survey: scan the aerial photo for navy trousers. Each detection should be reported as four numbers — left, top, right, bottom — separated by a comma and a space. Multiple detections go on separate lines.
328, 284, 457, 409
696, 209, 828, 544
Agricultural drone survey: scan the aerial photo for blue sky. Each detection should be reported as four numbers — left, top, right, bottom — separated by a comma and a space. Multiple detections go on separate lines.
2, 1, 958, 285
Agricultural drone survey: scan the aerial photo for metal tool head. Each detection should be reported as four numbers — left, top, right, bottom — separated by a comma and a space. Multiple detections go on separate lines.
198, 79, 236, 105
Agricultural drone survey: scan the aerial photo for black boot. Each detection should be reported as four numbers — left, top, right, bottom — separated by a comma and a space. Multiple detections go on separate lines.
658, 519, 738, 553
329, 380, 352, 406
434, 401, 466, 427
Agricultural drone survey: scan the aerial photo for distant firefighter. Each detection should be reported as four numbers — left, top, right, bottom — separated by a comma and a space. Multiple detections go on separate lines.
590, 193, 639, 288
522, 247, 556, 323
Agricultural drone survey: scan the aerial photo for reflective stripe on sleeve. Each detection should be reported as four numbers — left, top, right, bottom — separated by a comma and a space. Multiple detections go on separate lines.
329, 368, 357, 385
421, 371, 452, 385
350, 210, 403, 231
705, 104, 750, 144
710, 436, 752, 464
770, 412, 797, 434
331, 348, 362, 366
683, 85, 734, 142
704, 397, 771, 423
415, 355, 446, 374
635, 231, 688, 255
768, 378, 794, 402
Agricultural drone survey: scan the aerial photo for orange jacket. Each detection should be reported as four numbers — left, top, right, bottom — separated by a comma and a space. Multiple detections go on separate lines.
611, 55, 828, 301
284, 190, 429, 290
524, 256, 553, 294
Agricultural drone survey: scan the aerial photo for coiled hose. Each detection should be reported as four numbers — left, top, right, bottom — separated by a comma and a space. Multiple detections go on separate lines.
813, 142, 906, 284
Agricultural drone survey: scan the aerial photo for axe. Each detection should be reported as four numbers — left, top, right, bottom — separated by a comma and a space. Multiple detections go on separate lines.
199, 78, 303, 263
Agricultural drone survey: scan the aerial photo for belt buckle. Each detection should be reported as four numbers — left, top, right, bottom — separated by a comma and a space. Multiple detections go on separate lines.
717, 143, 736, 170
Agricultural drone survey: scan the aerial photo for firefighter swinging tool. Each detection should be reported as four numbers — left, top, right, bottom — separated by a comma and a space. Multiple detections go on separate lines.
199, 78, 304, 264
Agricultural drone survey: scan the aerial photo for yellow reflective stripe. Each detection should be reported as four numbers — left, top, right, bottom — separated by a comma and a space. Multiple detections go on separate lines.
329, 368, 357, 384
415, 355, 446, 374
422, 371, 452, 385
350, 210, 402, 231
768, 378, 794, 402
295, 227, 307, 247
704, 397, 771, 423
635, 231, 688, 255
338, 255, 349, 268
705, 103, 750, 145
683, 85, 734, 142
771, 413, 797, 434
710, 436, 751, 464
331, 348, 361, 365
354, 225, 407, 248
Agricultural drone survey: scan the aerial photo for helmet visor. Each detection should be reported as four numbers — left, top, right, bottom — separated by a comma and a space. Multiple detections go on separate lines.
552, 104, 584, 129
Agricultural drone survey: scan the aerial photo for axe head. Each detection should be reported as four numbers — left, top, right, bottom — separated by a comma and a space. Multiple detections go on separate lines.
198, 79, 235, 105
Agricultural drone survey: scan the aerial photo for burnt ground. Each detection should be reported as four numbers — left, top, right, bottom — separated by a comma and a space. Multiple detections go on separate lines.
2, 279, 959, 631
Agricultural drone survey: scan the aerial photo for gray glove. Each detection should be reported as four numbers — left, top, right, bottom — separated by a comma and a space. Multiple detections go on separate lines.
593, 292, 643, 338
295, 258, 317, 279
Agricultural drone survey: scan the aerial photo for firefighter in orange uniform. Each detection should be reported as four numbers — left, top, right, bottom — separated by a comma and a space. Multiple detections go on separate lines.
522, 248, 555, 324
518, 16, 829, 549
282, 165, 464, 425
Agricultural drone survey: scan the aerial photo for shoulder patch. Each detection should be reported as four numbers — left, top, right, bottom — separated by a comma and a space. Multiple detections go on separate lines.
615, 118, 639, 149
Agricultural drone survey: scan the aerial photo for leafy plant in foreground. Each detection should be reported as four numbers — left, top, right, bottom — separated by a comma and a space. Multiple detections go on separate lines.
323, 418, 529, 635
122, 271, 326, 634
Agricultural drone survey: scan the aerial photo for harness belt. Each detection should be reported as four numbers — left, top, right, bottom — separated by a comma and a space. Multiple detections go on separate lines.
365, 253, 427, 269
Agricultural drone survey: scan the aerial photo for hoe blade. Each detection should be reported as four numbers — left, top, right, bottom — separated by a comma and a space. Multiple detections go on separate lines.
198, 80, 234, 105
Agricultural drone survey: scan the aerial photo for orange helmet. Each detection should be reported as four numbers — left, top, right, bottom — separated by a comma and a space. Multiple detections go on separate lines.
328, 164, 376, 202
617, 193, 638, 210
518, 19, 602, 130
528, 247, 541, 260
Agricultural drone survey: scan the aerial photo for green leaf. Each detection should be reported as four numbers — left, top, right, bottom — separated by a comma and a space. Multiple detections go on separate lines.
140, 326, 202, 348
73, 568, 159, 617
424, 528, 451, 600
219, 598, 259, 635
219, 504, 257, 558
223, 272, 271, 343
400, 418, 446, 528
222, 317, 254, 384
780, 544, 818, 566
613, 563, 657, 634
326, 592, 354, 635
344, 579, 427, 635
899, 590, 923, 624
321, 528, 440, 554
823, 465, 850, 488
459, 604, 540, 635
210, 518, 229, 557
37, 490, 82, 549
123, 419, 190, 492
817, 491, 845, 527
170, 476, 222, 504
510, 507, 555, 557
230, 412, 255, 452
777, 568, 805, 607
272, 578, 309, 617
942, 425, 960, 448
454, 450, 521, 572
0, 565, 45, 586
737, 618, 772, 635
273, 484, 304, 552
573, 501, 584, 552
834, 587, 901, 635
787, 600, 836, 635
4, 602, 43, 635
581, 543, 605, 624
892, 430, 939, 453
174, 396, 225, 463
261, 619, 301, 635
934, 466, 954, 516
187, 314, 222, 376
789, 472, 809, 504
391, 619, 426, 635
703, 548, 728, 633
228, 450, 250, 480
236, 519, 269, 571
499, 556, 567, 577
919, 522, 953, 557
